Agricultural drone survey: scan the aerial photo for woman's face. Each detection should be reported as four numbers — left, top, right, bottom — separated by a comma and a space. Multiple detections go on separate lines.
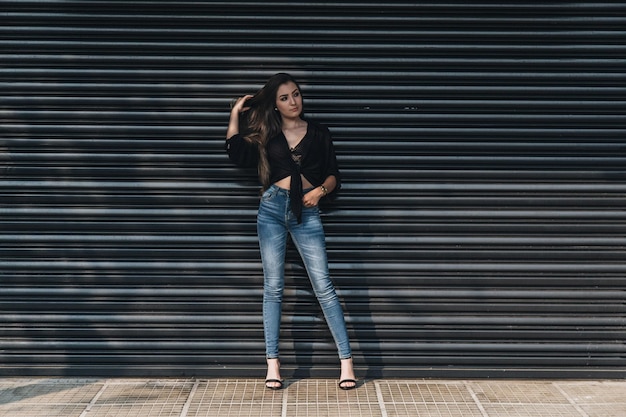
275, 81, 303, 119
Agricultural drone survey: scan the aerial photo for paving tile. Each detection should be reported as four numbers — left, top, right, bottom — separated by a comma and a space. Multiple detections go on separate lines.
84, 380, 194, 417
0, 378, 102, 417
470, 381, 572, 404
291, 402, 382, 417
94, 380, 194, 405
375, 380, 483, 417
377, 380, 475, 403
0, 378, 102, 405
580, 403, 626, 417
0, 403, 88, 417
555, 381, 626, 417
482, 403, 585, 417
288, 379, 377, 403
86, 403, 186, 417
556, 381, 626, 404
285, 379, 381, 417
185, 379, 283, 417
468, 381, 594, 416
386, 402, 485, 417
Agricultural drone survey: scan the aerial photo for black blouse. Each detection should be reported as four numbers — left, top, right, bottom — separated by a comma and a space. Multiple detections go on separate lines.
226, 120, 341, 222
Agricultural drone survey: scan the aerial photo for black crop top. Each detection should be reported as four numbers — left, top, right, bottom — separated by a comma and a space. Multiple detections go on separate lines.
226, 120, 341, 222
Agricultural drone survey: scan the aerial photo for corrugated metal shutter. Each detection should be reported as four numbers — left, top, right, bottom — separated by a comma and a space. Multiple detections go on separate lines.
1, 1, 625, 378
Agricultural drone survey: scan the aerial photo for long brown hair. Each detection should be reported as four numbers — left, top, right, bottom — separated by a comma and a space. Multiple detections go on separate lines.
240, 73, 303, 189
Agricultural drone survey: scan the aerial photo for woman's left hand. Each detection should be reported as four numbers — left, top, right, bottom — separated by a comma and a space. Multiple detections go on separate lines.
302, 188, 324, 207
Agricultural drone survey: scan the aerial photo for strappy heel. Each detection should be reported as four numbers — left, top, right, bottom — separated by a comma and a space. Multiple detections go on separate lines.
265, 358, 283, 390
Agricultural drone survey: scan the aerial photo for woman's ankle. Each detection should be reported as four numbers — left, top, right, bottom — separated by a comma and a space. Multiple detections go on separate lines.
340, 358, 355, 375
266, 358, 281, 374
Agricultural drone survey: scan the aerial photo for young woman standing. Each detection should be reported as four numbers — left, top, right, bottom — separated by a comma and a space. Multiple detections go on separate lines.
225, 73, 357, 390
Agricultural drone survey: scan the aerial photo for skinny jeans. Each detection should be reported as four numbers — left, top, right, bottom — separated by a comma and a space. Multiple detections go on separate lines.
257, 184, 352, 360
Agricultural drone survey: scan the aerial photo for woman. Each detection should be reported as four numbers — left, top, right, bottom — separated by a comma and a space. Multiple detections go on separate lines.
225, 73, 357, 390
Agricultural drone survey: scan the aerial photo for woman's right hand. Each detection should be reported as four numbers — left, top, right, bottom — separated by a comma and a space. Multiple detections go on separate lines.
227, 94, 254, 139
231, 94, 254, 114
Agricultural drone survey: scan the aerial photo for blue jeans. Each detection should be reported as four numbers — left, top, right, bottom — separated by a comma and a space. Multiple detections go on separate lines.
257, 184, 352, 360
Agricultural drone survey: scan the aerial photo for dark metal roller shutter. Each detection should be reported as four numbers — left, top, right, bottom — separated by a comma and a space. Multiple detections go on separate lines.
1, 1, 624, 378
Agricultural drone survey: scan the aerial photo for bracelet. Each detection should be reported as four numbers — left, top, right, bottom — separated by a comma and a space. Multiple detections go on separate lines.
320, 185, 328, 196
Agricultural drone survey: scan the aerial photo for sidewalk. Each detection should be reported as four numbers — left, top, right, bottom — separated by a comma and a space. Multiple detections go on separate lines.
0, 377, 624, 417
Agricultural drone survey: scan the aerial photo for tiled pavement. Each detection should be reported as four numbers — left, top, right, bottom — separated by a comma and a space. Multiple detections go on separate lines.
0, 378, 624, 417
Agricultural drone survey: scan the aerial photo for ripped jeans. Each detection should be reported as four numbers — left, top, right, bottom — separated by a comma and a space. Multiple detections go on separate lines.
257, 184, 352, 360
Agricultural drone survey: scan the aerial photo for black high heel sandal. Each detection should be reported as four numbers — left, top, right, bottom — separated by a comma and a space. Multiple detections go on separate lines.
265, 379, 284, 390
265, 358, 283, 390
338, 379, 357, 390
